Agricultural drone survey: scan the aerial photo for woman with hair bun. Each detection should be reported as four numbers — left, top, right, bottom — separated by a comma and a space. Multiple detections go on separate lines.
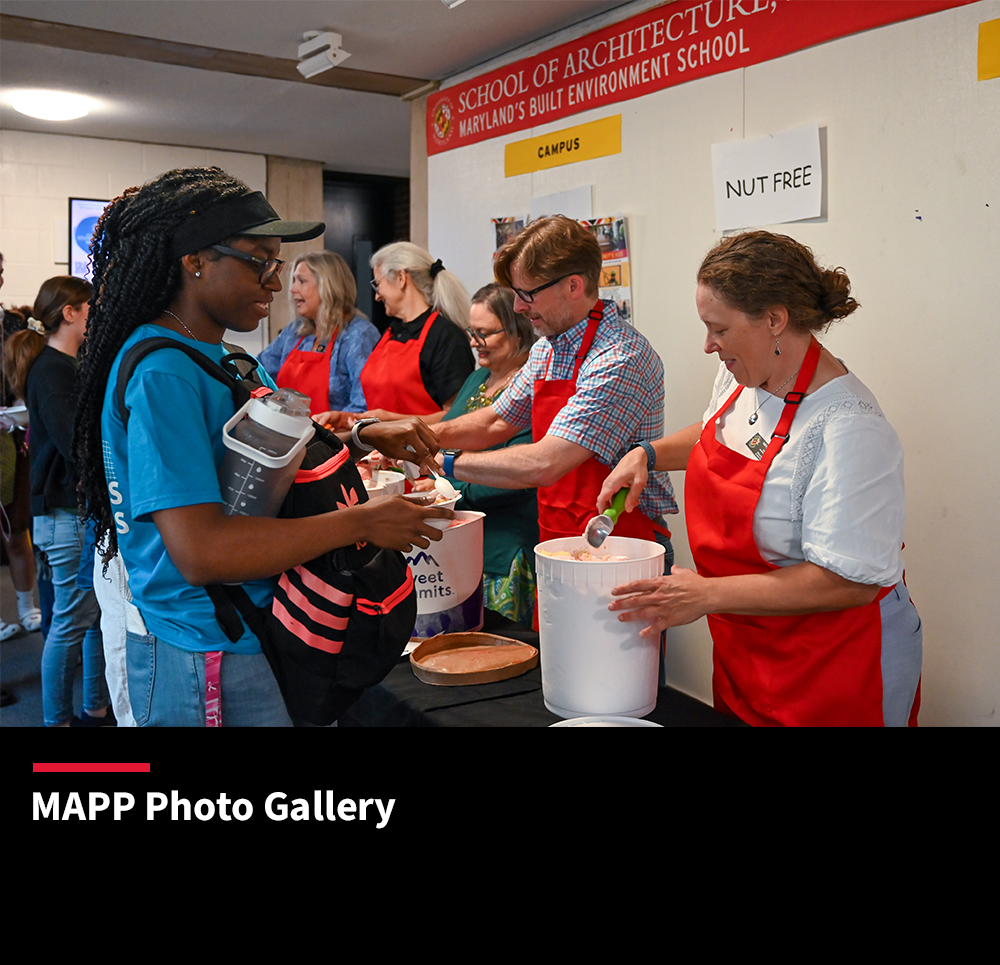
317, 241, 474, 428
599, 231, 922, 727
4, 275, 111, 726
258, 250, 379, 415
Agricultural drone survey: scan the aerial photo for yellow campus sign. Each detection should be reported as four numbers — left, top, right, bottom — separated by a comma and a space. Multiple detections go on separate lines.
505, 115, 621, 177
979, 18, 1000, 81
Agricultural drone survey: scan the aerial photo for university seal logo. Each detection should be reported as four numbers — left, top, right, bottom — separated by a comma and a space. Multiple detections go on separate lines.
431, 97, 455, 147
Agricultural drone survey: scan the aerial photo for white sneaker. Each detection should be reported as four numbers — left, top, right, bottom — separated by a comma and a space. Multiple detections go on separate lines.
0, 622, 20, 642
19, 607, 42, 633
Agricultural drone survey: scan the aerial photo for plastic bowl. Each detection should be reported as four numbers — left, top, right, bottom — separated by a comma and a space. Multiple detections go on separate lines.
373, 470, 406, 496
402, 491, 461, 528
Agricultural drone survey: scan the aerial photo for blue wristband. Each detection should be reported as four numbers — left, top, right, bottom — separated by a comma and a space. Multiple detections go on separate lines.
633, 441, 657, 472
442, 449, 461, 476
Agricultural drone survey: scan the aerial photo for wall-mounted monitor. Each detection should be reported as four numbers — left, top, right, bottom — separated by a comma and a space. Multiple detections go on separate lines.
68, 197, 108, 282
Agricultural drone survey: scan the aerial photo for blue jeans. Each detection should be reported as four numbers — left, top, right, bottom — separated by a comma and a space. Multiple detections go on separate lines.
33, 510, 108, 726
126, 631, 293, 727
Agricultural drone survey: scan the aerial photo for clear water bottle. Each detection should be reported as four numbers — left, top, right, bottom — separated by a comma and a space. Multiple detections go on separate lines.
218, 388, 315, 517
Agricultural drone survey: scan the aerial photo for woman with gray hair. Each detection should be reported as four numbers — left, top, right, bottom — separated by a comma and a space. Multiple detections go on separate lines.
317, 242, 473, 428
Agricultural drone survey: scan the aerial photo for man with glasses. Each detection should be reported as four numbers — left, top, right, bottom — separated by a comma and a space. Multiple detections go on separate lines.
434, 215, 676, 565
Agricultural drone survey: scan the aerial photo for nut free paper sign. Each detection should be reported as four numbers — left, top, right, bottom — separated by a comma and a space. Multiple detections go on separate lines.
712, 123, 822, 230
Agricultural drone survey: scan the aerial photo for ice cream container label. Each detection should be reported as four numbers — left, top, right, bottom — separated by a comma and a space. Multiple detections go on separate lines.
406, 511, 485, 639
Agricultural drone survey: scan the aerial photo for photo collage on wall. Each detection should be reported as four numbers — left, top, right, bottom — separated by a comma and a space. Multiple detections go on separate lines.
492, 215, 634, 327
582, 215, 632, 327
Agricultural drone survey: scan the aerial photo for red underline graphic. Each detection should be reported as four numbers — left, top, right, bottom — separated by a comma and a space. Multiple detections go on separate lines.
33, 763, 151, 773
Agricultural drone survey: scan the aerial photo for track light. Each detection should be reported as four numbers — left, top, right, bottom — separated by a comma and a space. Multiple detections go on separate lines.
297, 31, 350, 78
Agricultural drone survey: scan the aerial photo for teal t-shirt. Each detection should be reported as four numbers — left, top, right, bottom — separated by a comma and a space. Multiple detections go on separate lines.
101, 325, 277, 654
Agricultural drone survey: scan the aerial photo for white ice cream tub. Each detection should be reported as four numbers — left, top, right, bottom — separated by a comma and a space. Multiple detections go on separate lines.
535, 536, 665, 719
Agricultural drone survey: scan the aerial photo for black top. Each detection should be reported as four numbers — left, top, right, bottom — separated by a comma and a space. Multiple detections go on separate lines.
384, 307, 474, 408
26, 346, 80, 515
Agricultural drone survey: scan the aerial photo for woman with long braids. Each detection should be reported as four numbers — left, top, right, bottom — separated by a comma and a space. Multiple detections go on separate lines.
75, 166, 451, 727
4, 275, 111, 726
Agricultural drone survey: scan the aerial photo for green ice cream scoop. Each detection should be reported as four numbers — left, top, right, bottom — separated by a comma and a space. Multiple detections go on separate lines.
584, 487, 628, 548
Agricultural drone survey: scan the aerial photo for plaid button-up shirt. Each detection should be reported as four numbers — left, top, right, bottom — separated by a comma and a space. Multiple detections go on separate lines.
494, 301, 677, 520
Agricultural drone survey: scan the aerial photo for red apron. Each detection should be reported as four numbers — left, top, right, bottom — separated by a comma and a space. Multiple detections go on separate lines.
359, 311, 440, 416
532, 301, 660, 544
276, 333, 337, 415
685, 336, 914, 727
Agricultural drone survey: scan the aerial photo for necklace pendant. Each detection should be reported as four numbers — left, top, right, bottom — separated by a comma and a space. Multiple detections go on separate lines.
748, 412, 758, 426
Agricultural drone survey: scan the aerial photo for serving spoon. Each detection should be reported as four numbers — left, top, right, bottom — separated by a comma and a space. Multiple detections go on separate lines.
425, 466, 461, 500
584, 488, 628, 548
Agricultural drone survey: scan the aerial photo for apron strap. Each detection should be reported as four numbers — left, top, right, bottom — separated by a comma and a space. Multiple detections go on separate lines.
572, 301, 604, 379
764, 336, 822, 463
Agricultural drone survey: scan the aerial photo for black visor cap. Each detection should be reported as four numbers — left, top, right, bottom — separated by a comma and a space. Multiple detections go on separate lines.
170, 191, 324, 258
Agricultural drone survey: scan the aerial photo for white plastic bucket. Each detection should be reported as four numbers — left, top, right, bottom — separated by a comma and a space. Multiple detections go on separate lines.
406, 511, 485, 639
535, 536, 665, 719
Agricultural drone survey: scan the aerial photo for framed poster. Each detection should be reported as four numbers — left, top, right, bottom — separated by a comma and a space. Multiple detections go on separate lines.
493, 216, 526, 250
69, 198, 108, 281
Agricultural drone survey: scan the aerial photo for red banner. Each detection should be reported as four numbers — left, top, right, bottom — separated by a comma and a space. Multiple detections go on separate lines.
426, 0, 975, 155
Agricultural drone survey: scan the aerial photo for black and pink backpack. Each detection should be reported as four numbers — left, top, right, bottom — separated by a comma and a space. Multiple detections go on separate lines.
116, 338, 416, 725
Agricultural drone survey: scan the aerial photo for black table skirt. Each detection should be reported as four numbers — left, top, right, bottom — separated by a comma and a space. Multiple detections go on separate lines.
340, 609, 745, 728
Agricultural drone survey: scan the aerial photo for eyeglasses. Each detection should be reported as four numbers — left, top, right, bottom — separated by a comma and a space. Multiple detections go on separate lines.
511, 273, 575, 303
210, 245, 284, 285
370, 271, 396, 293
467, 326, 505, 347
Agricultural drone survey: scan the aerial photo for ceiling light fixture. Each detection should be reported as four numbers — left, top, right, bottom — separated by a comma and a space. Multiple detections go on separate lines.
11, 89, 92, 121
441, 0, 468, 8
297, 31, 351, 78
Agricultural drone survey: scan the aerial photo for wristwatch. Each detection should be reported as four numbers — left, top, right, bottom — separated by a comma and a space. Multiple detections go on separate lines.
350, 418, 381, 452
442, 449, 462, 476
631, 440, 657, 472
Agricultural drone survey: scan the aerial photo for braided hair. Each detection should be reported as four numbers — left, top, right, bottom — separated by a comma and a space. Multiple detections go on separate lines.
74, 166, 250, 562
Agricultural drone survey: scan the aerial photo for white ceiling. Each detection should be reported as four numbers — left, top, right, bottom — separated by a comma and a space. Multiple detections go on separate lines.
0, 0, 637, 177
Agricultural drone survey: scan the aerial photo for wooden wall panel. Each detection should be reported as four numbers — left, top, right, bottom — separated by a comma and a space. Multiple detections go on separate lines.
265, 155, 325, 341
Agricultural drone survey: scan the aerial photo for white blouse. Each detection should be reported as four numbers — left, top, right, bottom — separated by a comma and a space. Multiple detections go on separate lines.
701, 362, 906, 587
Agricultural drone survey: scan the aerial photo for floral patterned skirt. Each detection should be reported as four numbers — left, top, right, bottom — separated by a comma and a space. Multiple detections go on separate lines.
483, 548, 536, 628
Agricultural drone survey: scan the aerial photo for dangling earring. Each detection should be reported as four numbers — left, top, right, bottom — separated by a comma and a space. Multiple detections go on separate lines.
774, 337, 781, 356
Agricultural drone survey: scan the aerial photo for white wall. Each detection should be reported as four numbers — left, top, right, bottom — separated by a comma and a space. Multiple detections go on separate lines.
0, 131, 268, 352
427, 0, 1000, 726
